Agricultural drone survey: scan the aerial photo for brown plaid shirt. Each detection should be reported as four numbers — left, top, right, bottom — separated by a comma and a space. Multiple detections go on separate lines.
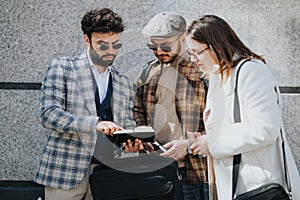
134, 55, 208, 183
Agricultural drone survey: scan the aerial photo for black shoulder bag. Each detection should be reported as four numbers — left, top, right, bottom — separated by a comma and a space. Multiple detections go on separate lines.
232, 59, 292, 200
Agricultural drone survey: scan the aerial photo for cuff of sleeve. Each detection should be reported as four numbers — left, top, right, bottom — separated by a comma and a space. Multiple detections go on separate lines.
185, 139, 193, 154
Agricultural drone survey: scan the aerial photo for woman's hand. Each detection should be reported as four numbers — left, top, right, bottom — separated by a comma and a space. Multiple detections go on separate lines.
203, 108, 211, 122
190, 135, 209, 156
203, 108, 212, 131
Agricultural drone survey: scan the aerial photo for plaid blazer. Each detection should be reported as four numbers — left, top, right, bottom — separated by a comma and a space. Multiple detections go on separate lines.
34, 51, 135, 189
134, 56, 208, 183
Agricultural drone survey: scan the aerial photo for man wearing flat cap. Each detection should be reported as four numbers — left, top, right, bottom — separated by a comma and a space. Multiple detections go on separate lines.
133, 12, 209, 200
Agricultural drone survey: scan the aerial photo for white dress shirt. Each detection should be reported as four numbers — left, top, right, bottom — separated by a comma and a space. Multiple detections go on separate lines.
87, 51, 111, 104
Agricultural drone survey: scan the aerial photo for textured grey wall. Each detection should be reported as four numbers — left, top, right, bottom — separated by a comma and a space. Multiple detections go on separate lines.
0, 0, 299, 180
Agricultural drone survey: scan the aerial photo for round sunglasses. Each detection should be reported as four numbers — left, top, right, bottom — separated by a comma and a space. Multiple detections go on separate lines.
146, 43, 173, 52
147, 35, 182, 52
99, 43, 123, 51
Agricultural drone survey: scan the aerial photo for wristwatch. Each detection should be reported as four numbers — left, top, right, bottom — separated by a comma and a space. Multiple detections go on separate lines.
187, 145, 193, 154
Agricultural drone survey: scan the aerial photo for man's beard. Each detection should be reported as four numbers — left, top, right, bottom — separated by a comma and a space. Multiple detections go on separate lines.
156, 53, 177, 64
89, 48, 116, 67
155, 42, 181, 64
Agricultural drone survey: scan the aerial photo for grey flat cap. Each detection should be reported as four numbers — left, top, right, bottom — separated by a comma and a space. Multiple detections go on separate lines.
142, 12, 186, 38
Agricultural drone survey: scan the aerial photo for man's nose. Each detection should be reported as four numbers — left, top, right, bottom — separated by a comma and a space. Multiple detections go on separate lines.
106, 45, 116, 53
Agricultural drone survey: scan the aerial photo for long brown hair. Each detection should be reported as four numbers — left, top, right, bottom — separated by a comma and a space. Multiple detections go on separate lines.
187, 15, 265, 80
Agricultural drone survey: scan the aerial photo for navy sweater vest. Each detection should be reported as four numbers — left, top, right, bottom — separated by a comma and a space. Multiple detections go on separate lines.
92, 74, 114, 163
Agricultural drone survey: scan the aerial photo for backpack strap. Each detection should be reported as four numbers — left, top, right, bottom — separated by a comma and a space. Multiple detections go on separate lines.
140, 59, 156, 84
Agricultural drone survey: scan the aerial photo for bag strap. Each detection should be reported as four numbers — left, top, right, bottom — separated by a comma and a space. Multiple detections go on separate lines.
140, 59, 155, 84
274, 87, 292, 199
280, 129, 292, 199
201, 77, 209, 100
232, 59, 250, 199
232, 59, 292, 199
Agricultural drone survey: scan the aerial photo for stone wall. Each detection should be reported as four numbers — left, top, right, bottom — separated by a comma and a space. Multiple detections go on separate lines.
0, 0, 299, 180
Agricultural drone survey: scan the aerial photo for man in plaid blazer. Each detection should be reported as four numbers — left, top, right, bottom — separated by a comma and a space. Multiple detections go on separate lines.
34, 8, 135, 199
134, 12, 208, 199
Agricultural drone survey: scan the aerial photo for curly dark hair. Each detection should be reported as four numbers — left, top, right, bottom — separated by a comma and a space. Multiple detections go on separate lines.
81, 7, 124, 40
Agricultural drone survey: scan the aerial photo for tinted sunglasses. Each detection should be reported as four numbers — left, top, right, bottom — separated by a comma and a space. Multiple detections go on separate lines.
147, 35, 182, 52
147, 43, 173, 52
99, 43, 122, 51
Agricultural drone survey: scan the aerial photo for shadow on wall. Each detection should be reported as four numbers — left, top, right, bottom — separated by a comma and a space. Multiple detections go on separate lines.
114, 48, 156, 83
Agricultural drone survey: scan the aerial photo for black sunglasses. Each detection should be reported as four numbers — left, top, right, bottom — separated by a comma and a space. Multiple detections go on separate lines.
99, 43, 122, 51
147, 35, 182, 52
147, 43, 173, 52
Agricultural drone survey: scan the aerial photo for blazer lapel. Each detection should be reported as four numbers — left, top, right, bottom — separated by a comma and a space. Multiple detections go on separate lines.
110, 67, 118, 121
72, 51, 97, 116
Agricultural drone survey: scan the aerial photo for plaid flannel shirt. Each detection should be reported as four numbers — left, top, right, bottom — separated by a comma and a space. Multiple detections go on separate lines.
134, 56, 208, 183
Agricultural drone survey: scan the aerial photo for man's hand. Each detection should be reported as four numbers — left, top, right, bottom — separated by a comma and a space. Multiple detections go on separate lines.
160, 139, 188, 161
124, 138, 144, 153
143, 142, 155, 152
96, 121, 122, 136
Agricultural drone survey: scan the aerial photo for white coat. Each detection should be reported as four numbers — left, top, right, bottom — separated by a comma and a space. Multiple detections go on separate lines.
205, 59, 300, 200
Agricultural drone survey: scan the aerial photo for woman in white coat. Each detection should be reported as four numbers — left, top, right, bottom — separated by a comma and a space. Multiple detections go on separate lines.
186, 15, 300, 200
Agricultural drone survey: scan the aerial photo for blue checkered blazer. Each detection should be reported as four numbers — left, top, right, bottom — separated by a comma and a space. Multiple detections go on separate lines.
34, 51, 136, 189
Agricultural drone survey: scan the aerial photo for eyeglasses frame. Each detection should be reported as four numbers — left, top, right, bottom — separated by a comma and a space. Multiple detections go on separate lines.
187, 46, 210, 57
